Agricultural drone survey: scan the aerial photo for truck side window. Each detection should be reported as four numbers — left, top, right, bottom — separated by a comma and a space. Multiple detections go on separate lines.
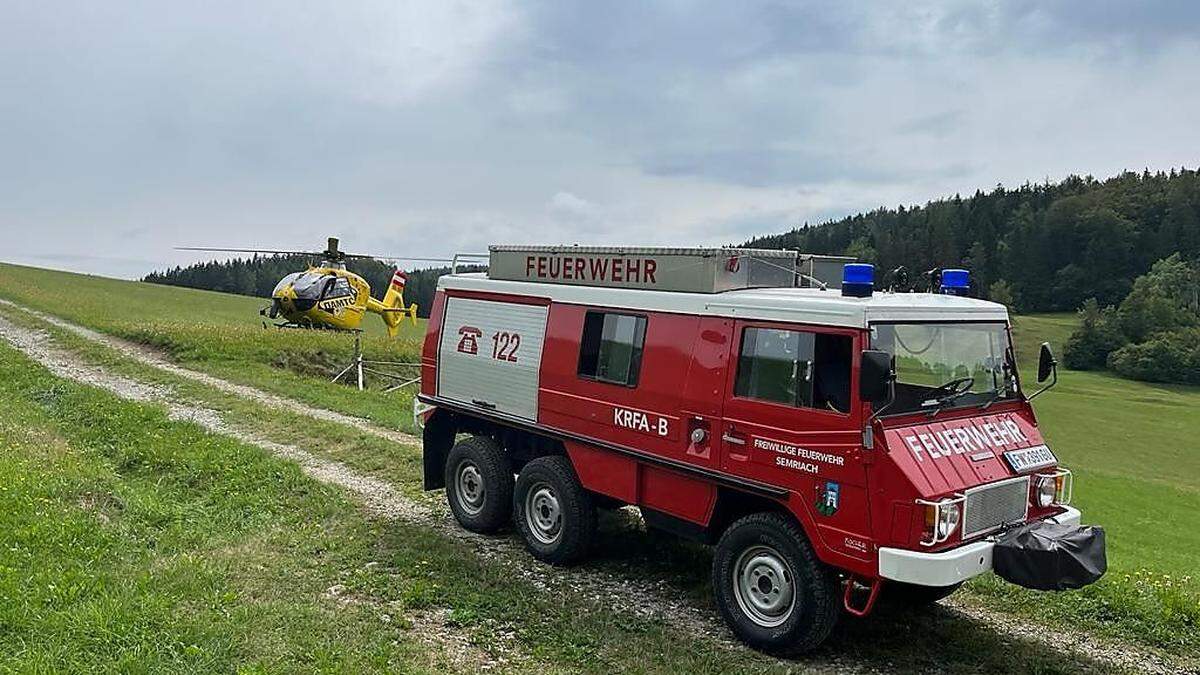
578, 311, 647, 386
735, 327, 852, 413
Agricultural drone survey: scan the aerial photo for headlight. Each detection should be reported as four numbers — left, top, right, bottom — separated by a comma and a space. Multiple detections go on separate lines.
919, 497, 963, 545
937, 501, 961, 539
1036, 476, 1056, 507
1034, 469, 1073, 507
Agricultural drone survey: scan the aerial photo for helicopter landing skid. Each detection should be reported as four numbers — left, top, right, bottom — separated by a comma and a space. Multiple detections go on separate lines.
263, 320, 347, 332
328, 330, 420, 393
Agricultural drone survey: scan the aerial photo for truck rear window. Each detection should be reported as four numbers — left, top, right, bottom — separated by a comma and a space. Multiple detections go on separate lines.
578, 311, 647, 387
734, 327, 852, 414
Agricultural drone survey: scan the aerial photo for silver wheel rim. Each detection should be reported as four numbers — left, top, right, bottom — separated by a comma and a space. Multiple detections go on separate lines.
455, 462, 485, 516
524, 482, 562, 544
732, 545, 796, 628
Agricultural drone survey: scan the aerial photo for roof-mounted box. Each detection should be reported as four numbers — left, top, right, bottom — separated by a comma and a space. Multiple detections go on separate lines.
487, 245, 852, 294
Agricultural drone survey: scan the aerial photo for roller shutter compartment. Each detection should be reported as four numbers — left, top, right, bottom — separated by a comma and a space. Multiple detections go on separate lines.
437, 297, 549, 421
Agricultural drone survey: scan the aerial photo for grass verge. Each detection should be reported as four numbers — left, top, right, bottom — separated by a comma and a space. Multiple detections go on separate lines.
0, 343, 461, 671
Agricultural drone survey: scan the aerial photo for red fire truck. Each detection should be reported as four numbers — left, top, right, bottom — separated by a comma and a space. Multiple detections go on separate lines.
416, 246, 1105, 653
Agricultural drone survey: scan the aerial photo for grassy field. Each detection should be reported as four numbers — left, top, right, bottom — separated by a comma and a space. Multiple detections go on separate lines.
0, 262, 424, 430
0, 342, 465, 671
983, 313, 1200, 651
1, 261, 1198, 663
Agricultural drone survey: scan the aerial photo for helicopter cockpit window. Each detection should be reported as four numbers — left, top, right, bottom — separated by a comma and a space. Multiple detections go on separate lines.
291, 273, 327, 301
323, 277, 353, 300
272, 272, 303, 296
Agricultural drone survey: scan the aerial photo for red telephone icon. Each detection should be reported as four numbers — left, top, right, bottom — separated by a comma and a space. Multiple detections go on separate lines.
457, 326, 482, 355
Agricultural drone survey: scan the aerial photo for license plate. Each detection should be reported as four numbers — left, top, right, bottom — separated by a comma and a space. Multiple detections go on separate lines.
1003, 445, 1057, 473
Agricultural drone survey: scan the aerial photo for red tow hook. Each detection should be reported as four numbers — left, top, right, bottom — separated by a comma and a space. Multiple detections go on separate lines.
843, 576, 883, 617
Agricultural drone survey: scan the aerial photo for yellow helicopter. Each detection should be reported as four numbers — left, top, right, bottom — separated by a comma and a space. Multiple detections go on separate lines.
178, 238, 440, 337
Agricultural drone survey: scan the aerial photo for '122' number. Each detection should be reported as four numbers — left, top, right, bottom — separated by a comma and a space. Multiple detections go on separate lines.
491, 331, 520, 362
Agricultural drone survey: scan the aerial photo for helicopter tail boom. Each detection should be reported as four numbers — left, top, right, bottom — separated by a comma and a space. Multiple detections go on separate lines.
374, 269, 419, 337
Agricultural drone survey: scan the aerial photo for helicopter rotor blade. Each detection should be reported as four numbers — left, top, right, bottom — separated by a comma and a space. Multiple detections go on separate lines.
175, 246, 320, 256
341, 254, 466, 263
176, 245, 474, 265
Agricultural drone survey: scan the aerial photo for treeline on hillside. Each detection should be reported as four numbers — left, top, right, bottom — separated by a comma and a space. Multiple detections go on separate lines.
143, 255, 452, 318
745, 168, 1200, 313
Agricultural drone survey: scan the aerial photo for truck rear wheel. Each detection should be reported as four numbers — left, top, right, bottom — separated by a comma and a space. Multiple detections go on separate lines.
444, 436, 513, 534
513, 456, 596, 565
712, 513, 839, 654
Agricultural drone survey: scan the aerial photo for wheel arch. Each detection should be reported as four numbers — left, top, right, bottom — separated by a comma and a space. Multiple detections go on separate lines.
708, 488, 797, 544
422, 409, 564, 490
422, 408, 457, 490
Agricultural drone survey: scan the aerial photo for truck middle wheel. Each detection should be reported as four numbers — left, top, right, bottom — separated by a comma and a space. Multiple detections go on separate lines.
444, 436, 513, 533
513, 455, 596, 565
712, 512, 840, 655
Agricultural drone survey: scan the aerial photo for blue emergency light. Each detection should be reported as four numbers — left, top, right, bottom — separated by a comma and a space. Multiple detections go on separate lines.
940, 268, 970, 296
842, 263, 874, 298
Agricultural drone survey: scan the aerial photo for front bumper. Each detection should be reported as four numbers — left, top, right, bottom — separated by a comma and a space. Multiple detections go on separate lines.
877, 506, 1081, 587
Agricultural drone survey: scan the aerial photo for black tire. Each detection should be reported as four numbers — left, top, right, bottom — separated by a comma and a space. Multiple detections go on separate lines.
444, 436, 513, 534
881, 581, 962, 609
712, 513, 840, 655
513, 455, 596, 565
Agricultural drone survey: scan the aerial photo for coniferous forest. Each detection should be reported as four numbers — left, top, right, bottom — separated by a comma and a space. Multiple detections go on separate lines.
742, 168, 1199, 312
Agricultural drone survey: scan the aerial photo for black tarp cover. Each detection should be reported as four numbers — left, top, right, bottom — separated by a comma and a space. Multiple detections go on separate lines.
993, 521, 1106, 591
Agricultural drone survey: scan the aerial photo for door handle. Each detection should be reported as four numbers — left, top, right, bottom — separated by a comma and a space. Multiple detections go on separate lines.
722, 432, 747, 446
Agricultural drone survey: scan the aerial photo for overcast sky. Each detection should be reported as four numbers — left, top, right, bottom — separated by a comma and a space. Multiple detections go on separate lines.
3, 1, 1198, 278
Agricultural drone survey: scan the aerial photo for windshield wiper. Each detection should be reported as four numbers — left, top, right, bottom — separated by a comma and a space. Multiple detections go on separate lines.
921, 377, 978, 418
979, 389, 1006, 411
923, 391, 973, 418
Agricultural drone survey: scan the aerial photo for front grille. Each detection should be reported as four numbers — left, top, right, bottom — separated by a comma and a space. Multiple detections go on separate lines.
962, 476, 1029, 538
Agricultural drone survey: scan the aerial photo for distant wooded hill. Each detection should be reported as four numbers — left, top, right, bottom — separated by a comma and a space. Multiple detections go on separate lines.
744, 168, 1199, 312
145, 168, 1199, 316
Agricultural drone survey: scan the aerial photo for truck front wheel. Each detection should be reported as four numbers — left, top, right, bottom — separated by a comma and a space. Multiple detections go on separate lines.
712, 513, 840, 654
513, 456, 596, 565
444, 436, 513, 533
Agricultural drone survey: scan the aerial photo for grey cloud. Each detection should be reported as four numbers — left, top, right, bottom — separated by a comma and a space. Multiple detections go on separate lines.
894, 110, 966, 138
640, 147, 901, 187
935, 1, 1200, 56
1, 1, 1198, 278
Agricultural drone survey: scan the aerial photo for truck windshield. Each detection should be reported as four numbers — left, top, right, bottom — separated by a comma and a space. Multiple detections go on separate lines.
870, 322, 1018, 415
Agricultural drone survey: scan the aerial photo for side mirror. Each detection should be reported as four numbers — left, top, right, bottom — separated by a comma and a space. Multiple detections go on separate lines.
860, 349, 894, 402
1037, 342, 1057, 383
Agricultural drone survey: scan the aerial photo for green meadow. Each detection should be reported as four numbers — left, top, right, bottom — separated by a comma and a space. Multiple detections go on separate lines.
0, 262, 425, 430
1, 261, 1197, 661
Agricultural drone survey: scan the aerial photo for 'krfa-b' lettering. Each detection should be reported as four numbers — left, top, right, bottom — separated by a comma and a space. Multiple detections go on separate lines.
613, 406, 669, 437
